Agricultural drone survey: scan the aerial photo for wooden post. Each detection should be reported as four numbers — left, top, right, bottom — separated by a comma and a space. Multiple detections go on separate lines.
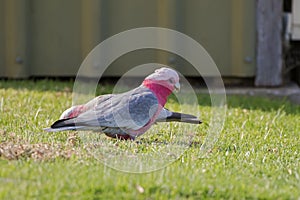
255, 0, 283, 86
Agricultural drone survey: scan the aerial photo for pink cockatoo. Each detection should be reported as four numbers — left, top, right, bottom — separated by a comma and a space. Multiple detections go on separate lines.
45, 67, 201, 140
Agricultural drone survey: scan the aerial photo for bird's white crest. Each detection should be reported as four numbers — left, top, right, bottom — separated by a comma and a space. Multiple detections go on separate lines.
145, 67, 179, 82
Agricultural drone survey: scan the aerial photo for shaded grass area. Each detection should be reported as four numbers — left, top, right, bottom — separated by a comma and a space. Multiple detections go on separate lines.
0, 80, 300, 199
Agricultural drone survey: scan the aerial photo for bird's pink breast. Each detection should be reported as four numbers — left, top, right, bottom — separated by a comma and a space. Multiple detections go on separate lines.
142, 80, 172, 106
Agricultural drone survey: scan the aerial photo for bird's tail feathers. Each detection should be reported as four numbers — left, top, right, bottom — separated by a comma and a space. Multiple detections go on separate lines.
43, 126, 80, 132
44, 118, 85, 132
157, 111, 202, 124
51, 118, 76, 128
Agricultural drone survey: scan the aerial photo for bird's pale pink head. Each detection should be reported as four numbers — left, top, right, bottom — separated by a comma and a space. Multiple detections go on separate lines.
142, 67, 180, 105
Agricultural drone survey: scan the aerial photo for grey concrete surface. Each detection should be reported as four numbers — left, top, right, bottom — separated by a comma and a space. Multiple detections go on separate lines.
227, 83, 300, 104
195, 82, 300, 105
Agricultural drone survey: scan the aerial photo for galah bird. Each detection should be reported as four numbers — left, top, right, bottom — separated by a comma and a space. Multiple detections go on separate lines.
45, 67, 201, 140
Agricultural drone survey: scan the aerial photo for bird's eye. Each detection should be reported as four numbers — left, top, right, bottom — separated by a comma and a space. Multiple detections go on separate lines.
169, 78, 175, 84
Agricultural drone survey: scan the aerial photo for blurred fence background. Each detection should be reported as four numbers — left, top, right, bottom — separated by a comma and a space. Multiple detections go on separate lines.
1, 0, 299, 87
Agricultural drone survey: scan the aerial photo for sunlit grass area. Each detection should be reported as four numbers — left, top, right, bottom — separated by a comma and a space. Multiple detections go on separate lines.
0, 80, 300, 199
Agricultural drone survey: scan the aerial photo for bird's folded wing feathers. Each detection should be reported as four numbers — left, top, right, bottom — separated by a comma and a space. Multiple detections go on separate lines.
49, 87, 159, 131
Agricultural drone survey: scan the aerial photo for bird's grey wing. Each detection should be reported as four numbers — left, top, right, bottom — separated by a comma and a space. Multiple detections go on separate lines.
50, 93, 116, 130
59, 94, 115, 119
86, 94, 115, 108
59, 87, 159, 130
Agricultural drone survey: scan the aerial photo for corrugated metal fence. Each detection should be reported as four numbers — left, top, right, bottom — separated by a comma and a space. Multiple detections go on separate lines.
0, 0, 256, 78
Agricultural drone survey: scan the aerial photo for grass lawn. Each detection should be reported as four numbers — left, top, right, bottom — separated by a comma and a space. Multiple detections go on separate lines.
0, 80, 300, 199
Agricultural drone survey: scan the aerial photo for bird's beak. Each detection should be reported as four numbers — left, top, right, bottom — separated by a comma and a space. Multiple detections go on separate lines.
174, 82, 180, 92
